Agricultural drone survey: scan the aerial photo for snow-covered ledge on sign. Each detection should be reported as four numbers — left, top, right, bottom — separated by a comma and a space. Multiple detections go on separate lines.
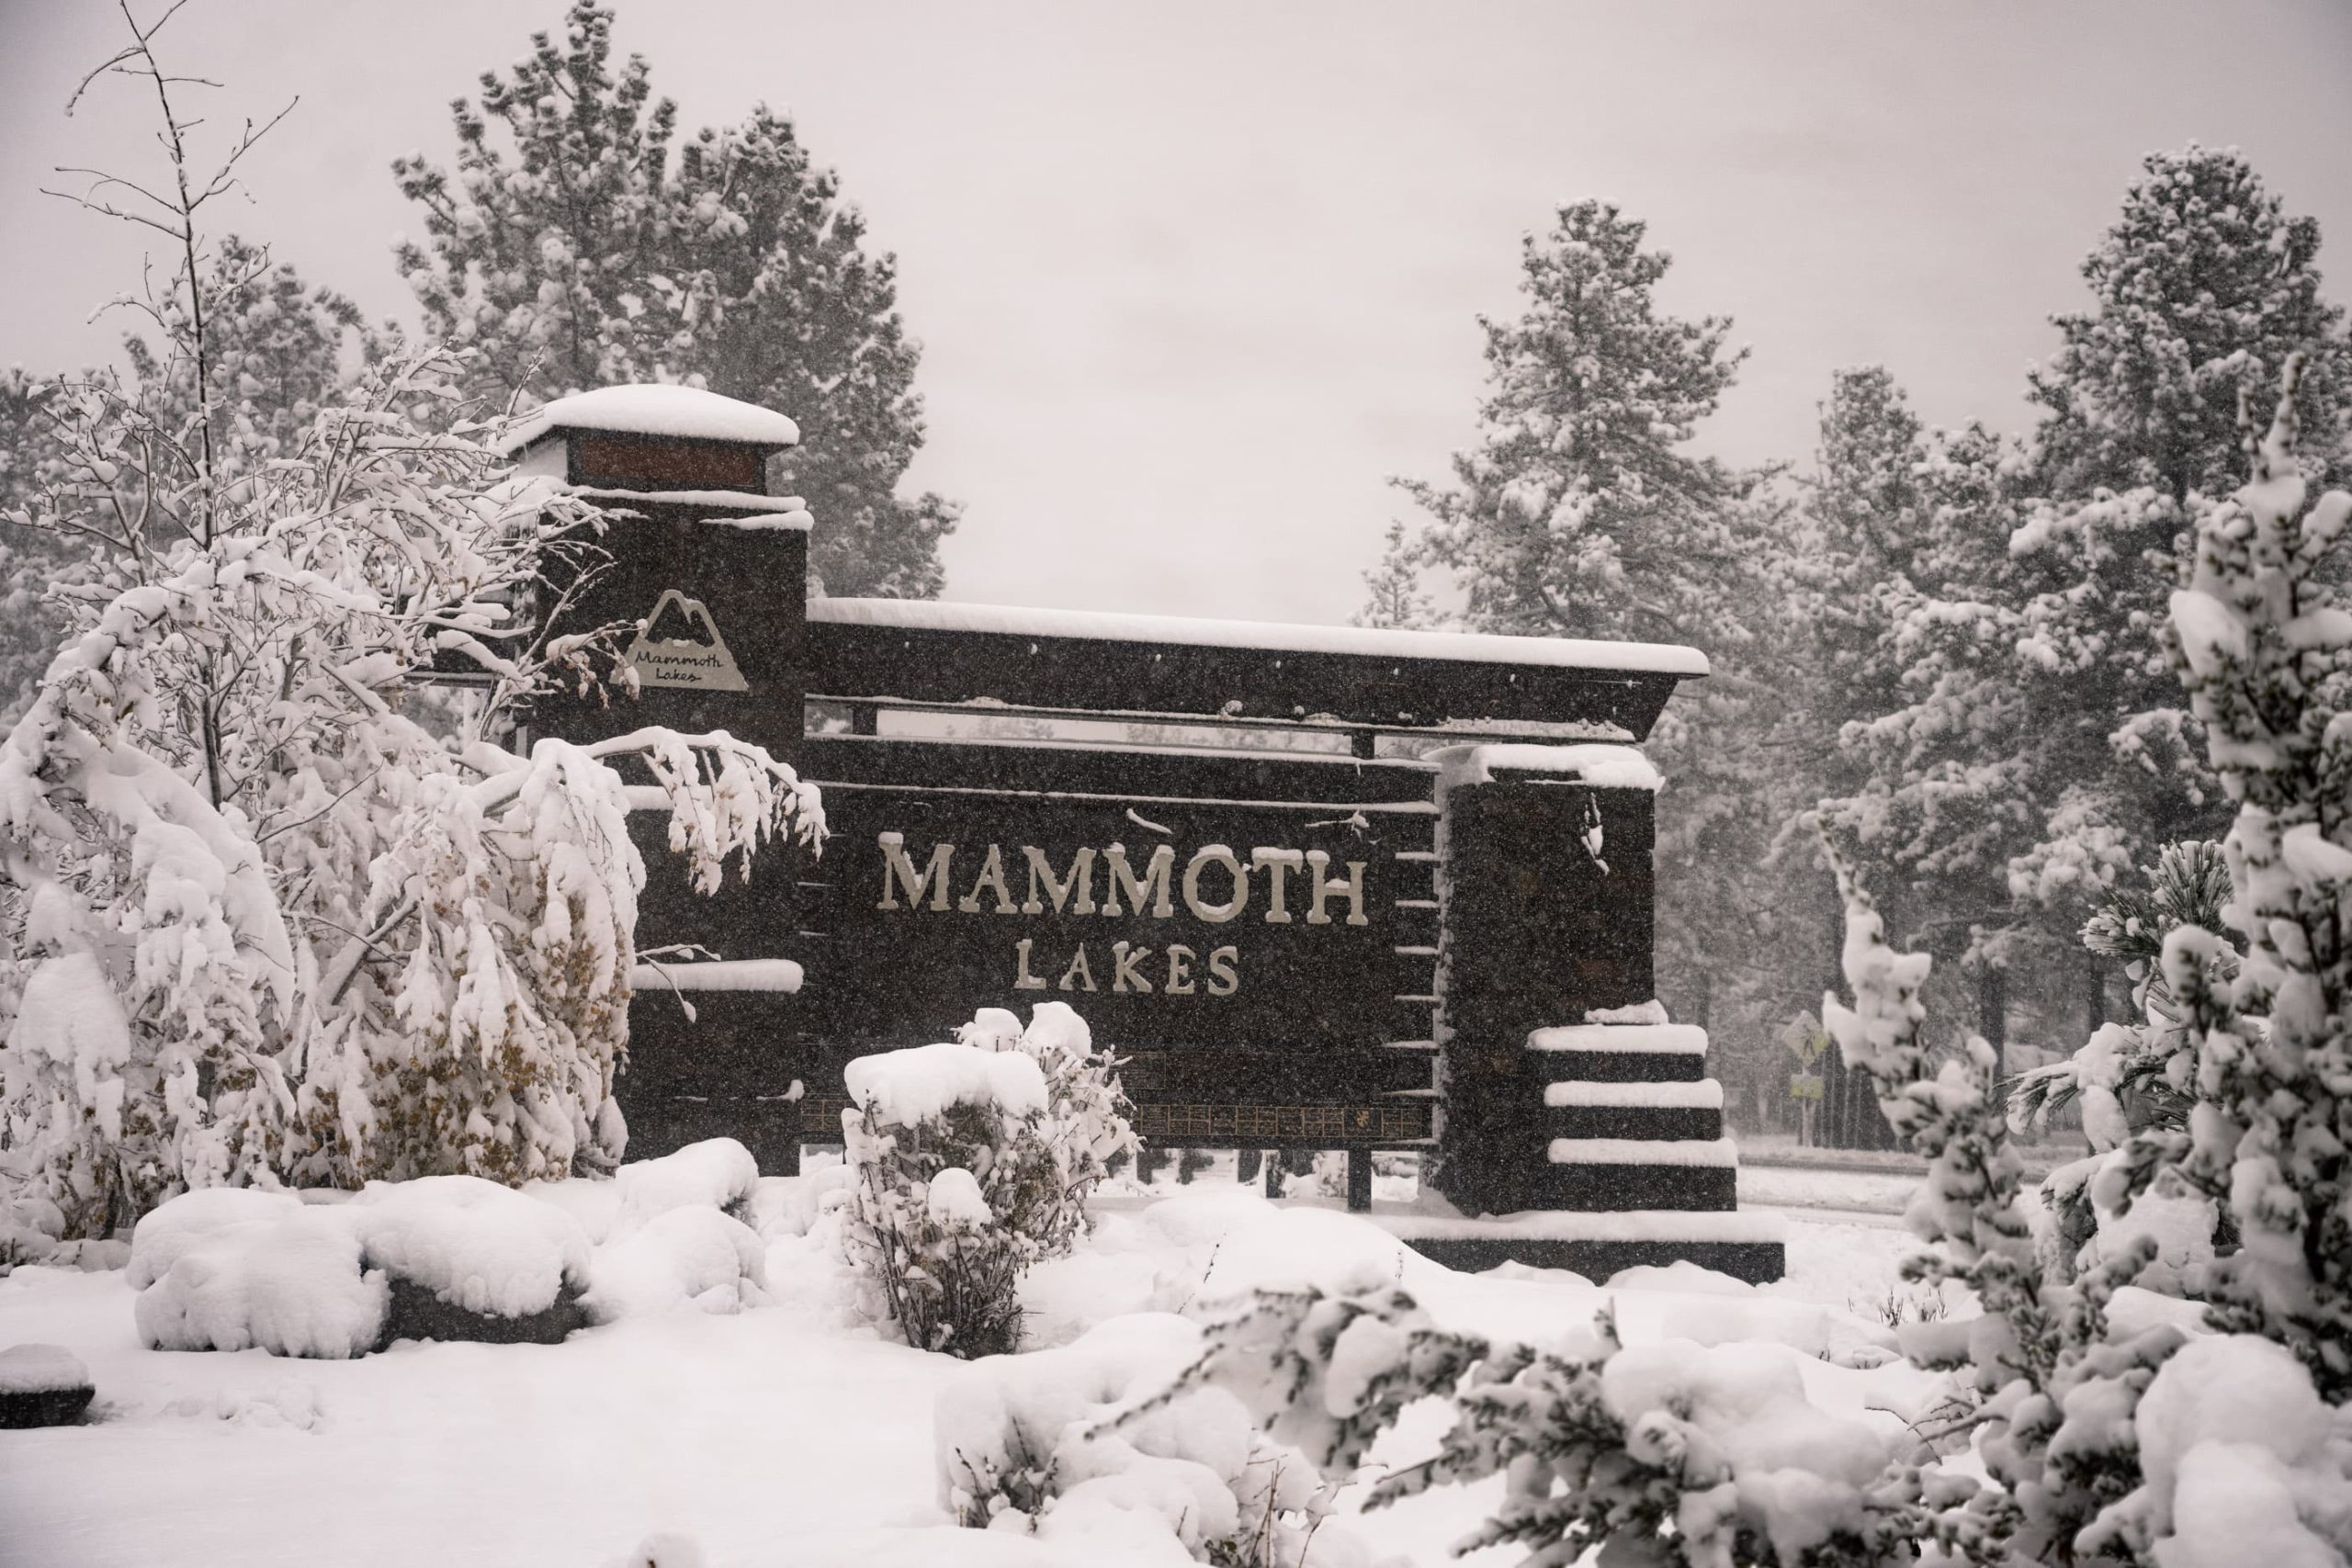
629, 958, 805, 995
805, 596, 1710, 677
1431, 741, 1663, 794
496, 383, 802, 455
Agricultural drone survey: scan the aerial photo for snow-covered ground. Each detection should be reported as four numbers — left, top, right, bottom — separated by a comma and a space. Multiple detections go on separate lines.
0, 1161, 1927, 1568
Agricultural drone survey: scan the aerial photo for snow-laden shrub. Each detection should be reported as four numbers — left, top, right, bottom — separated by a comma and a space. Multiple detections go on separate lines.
2010, 840, 2234, 1269
935, 1312, 1373, 1568
1153, 1271, 1916, 1568
956, 1002, 1140, 1228
0, 343, 821, 1236
840, 1003, 1134, 1358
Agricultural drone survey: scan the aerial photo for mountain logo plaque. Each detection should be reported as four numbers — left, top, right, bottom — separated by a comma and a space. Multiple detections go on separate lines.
621, 590, 750, 692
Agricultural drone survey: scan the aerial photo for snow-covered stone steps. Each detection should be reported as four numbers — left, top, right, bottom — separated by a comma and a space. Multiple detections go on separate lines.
1525, 1021, 1709, 1083
1376, 1205, 1786, 1285
1528, 1135, 1740, 1212
1540, 1077, 1724, 1142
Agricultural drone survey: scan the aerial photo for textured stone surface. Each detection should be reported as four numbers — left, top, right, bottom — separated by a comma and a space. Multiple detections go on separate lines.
1540, 1103, 1723, 1142
1523, 1162, 1740, 1213
379, 1280, 590, 1349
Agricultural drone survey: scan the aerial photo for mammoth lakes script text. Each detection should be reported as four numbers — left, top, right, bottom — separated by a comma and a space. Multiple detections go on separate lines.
873, 833, 1373, 998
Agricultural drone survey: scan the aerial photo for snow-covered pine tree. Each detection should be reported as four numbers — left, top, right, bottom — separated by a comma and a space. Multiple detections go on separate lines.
391, 1, 957, 597
1393, 200, 1747, 647
1385, 199, 1795, 1064
1998, 149, 2349, 1025
1351, 520, 1438, 631
1814, 413, 2045, 1055
2029, 148, 2352, 505
2154, 355, 2352, 1396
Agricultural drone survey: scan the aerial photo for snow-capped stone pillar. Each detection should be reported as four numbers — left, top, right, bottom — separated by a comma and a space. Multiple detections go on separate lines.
1430, 745, 1659, 1216
502, 384, 813, 761
503, 385, 816, 1172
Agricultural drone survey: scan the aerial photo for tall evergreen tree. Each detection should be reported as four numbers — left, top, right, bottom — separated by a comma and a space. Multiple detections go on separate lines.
2028, 146, 2351, 503
1392, 201, 1749, 644
1379, 200, 1790, 1090
391, 1, 956, 597
1997, 148, 2348, 1018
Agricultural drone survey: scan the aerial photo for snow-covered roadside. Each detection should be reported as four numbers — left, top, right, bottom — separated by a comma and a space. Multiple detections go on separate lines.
0, 1167, 1937, 1568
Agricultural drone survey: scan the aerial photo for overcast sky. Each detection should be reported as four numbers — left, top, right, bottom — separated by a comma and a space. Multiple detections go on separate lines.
5, 1, 2350, 624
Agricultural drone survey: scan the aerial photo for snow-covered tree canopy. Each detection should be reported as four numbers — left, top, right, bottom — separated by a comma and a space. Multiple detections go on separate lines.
0, 343, 822, 1239
390, 0, 957, 598
1387, 199, 1750, 647
1, 17, 823, 1242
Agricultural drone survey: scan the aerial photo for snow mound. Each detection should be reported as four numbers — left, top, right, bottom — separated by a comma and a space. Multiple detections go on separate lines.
738, 1169, 849, 1240
937, 1312, 1359, 1565
845, 1041, 1047, 1126
1195, 1206, 1417, 1302
134, 1207, 389, 1359
0, 1342, 89, 1394
2120, 1334, 2351, 1568
524, 1175, 627, 1245
1602, 1340, 1889, 1562
497, 383, 799, 454
1607, 1260, 1757, 1296
587, 1205, 769, 1320
927, 1168, 992, 1229
347, 1175, 592, 1318
1134, 1189, 1278, 1251
127, 1186, 303, 1290
616, 1138, 761, 1230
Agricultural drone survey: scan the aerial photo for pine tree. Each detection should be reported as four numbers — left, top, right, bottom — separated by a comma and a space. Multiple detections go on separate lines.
1352, 521, 1437, 630
1815, 419, 2036, 994
1395, 200, 1748, 644
2028, 146, 2351, 504
391, 1, 957, 597
1996, 148, 2347, 1021
1387, 200, 1783, 1066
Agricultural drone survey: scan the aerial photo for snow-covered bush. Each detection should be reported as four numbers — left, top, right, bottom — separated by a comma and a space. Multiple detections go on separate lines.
936, 1313, 1372, 1567
956, 1003, 1140, 1227
1161, 1270, 1921, 1568
840, 1003, 1134, 1358
0, 349, 820, 1233
2011, 840, 2234, 1268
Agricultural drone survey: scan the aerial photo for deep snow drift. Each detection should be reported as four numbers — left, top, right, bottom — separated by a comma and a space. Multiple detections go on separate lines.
0, 1149, 1939, 1568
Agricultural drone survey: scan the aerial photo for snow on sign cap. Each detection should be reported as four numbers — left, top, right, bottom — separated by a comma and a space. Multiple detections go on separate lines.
494, 384, 801, 456
808, 597, 1710, 677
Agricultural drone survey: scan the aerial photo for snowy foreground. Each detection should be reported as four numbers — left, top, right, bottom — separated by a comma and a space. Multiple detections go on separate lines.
0, 1158, 1923, 1568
